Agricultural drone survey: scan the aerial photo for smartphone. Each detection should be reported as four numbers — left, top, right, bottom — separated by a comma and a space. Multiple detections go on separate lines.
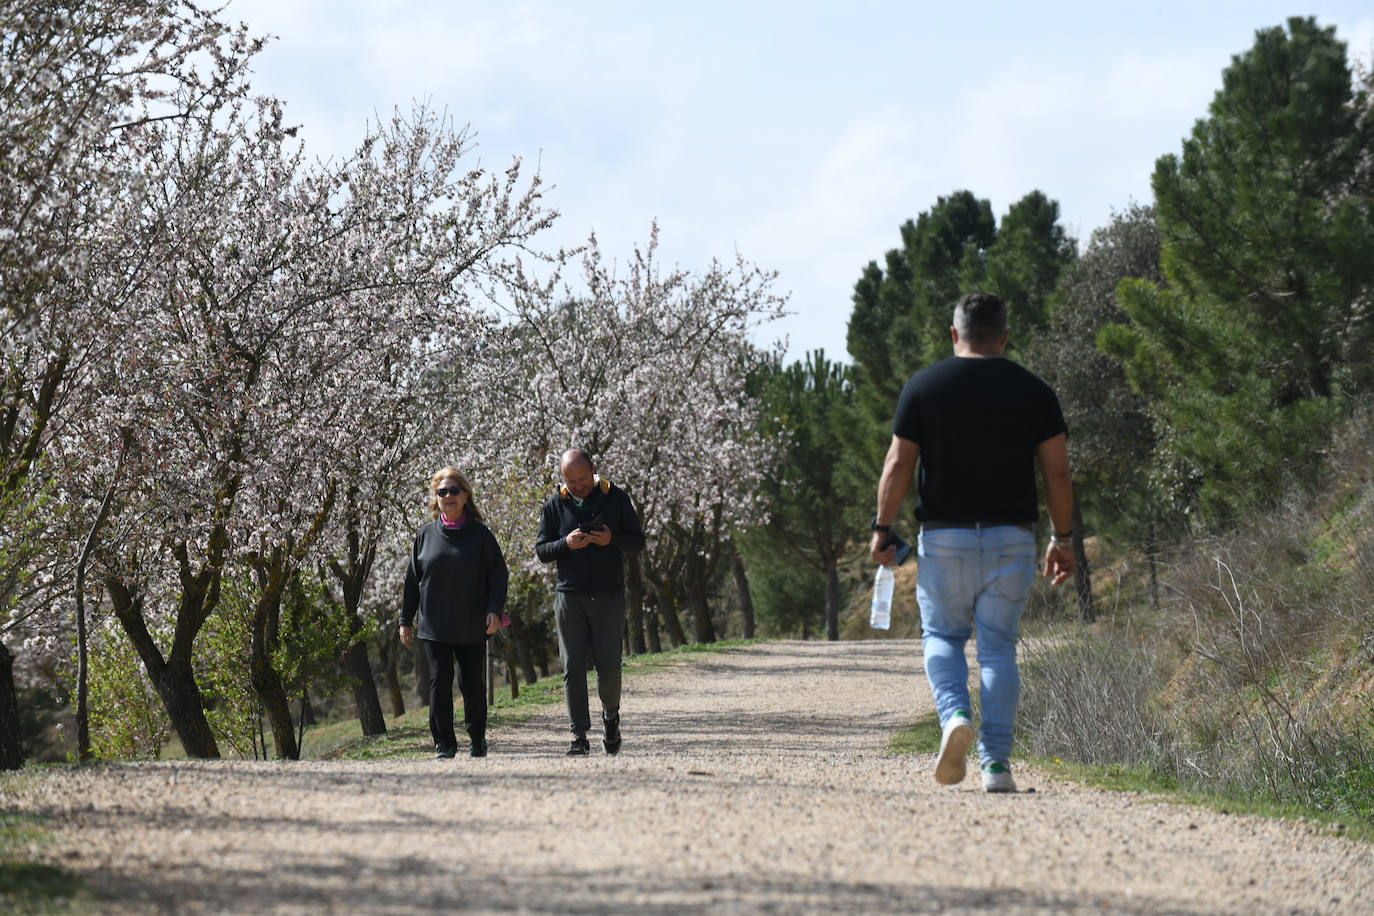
578, 514, 605, 533
884, 532, 913, 566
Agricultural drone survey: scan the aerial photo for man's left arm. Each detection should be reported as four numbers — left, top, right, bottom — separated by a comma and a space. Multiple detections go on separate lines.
596, 490, 645, 553
1036, 432, 1075, 586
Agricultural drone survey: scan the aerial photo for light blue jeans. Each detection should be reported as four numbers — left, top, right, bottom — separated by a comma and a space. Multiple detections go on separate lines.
916, 524, 1036, 767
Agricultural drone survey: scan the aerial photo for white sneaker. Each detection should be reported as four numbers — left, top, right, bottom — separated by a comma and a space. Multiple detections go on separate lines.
981, 761, 1017, 793
934, 713, 975, 785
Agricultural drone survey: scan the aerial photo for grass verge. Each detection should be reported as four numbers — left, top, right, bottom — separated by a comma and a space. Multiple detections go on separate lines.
0, 804, 97, 915
887, 711, 1374, 843
318, 638, 764, 761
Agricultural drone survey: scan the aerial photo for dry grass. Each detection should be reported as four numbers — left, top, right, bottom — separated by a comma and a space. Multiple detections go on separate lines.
1019, 407, 1374, 825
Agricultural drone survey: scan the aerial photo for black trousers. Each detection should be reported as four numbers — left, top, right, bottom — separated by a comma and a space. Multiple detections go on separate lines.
422, 639, 486, 751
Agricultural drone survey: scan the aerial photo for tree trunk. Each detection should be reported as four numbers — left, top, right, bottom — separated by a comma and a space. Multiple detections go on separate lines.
413, 642, 430, 707
513, 590, 540, 686
657, 587, 688, 647
731, 550, 756, 639
107, 577, 220, 758
343, 639, 387, 735
1071, 499, 1094, 622
324, 507, 386, 735
625, 554, 647, 654
825, 559, 841, 641
250, 634, 299, 759
75, 457, 122, 763
74, 578, 91, 761
0, 641, 22, 770
249, 564, 298, 760
155, 660, 220, 758
379, 628, 405, 717
688, 587, 717, 644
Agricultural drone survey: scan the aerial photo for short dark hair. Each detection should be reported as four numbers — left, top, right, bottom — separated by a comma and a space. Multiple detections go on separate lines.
953, 292, 1007, 346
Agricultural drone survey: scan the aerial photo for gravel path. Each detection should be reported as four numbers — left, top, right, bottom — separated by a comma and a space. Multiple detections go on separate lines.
4, 640, 1373, 914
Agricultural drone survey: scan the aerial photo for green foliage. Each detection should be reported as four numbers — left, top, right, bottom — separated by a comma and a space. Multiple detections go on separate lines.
1107, 277, 1346, 521
736, 548, 827, 638
81, 627, 170, 761
846, 190, 997, 429
195, 578, 260, 758
278, 571, 362, 704
888, 711, 941, 755
1106, 17, 1374, 524
196, 570, 358, 758
1152, 17, 1374, 404
739, 351, 866, 638
969, 190, 1078, 338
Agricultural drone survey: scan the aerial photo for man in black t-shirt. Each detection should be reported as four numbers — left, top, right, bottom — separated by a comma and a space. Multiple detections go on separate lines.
870, 292, 1076, 793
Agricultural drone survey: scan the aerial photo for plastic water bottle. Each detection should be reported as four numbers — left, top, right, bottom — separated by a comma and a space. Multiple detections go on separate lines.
870, 565, 894, 629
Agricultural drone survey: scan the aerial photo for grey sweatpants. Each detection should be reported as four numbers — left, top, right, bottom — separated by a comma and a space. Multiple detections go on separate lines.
554, 589, 625, 736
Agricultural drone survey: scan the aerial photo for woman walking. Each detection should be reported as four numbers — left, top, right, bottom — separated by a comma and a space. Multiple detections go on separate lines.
400, 467, 509, 758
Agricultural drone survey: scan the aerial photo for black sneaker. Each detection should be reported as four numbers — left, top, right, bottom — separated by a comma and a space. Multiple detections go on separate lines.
433, 747, 457, 759
470, 737, 488, 758
602, 714, 622, 755
566, 735, 591, 756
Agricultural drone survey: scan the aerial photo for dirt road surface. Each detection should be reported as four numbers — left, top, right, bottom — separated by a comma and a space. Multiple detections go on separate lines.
3, 640, 1372, 913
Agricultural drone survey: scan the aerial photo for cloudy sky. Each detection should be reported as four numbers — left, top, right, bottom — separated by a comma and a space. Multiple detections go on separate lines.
224, 0, 1374, 361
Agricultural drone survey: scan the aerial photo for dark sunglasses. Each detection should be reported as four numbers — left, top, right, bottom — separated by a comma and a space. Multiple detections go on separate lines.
435, 487, 464, 498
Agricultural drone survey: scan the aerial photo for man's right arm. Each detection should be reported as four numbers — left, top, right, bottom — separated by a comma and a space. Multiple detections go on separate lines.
871, 435, 919, 566
534, 500, 566, 564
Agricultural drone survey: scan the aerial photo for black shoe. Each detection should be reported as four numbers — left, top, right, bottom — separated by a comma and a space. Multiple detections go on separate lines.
602, 714, 622, 755
434, 747, 457, 759
566, 736, 591, 756
470, 737, 488, 758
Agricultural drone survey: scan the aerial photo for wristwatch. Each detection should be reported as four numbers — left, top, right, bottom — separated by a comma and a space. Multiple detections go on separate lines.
871, 516, 891, 533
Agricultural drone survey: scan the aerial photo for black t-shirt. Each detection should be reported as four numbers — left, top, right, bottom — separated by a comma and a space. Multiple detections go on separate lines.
892, 356, 1067, 525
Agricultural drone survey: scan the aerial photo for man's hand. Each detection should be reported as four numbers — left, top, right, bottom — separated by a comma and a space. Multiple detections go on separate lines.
399, 624, 415, 650
485, 613, 500, 635
1043, 541, 1075, 586
870, 531, 897, 567
567, 526, 610, 550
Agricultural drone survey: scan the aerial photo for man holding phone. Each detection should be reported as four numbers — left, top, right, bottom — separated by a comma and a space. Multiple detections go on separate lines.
871, 292, 1075, 793
535, 448, 645, 755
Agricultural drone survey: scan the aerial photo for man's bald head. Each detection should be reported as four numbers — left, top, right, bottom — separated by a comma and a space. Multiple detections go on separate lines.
560, 448, 596, 499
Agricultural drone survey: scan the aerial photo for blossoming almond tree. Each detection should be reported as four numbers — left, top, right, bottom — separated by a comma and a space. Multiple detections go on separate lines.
0, 0, 256, 768
82, 86, 555, 758
467, 226, 785, 652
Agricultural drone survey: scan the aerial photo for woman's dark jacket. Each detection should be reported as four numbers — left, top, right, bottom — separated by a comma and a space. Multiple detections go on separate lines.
402, 517, 508, 645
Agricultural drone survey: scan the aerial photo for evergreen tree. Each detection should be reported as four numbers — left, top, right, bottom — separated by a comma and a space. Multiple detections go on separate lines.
1106, 17, 1372, 521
